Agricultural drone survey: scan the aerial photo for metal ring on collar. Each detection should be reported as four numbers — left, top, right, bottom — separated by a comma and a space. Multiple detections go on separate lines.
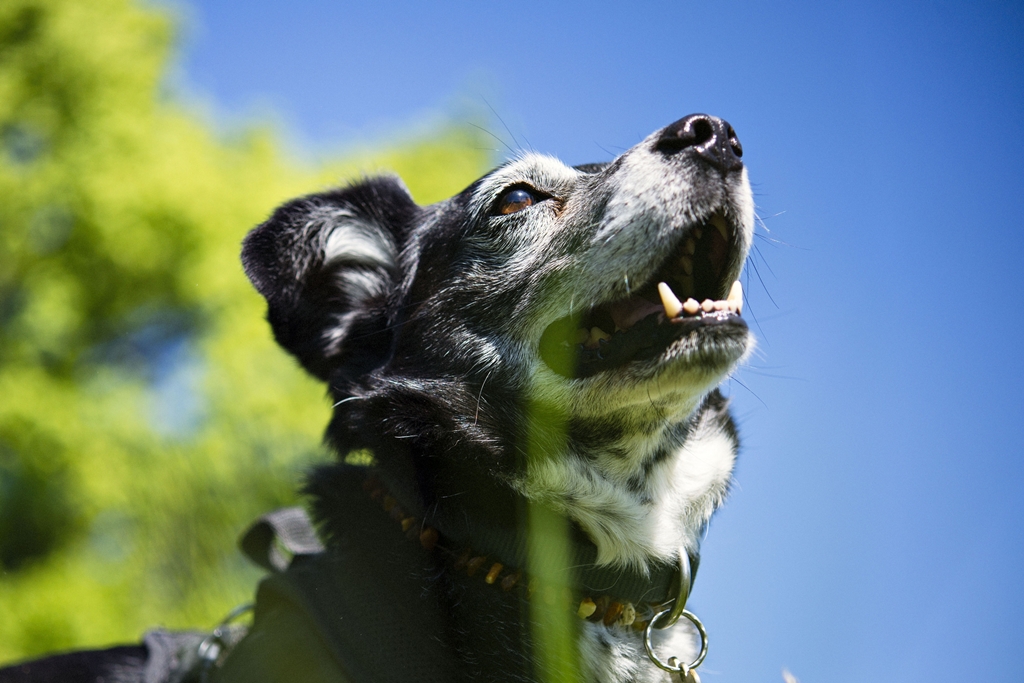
658, 548, 692, 629
642, 607, 708, 674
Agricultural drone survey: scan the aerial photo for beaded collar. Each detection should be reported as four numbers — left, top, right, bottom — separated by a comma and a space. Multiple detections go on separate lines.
360, 472, 690, 632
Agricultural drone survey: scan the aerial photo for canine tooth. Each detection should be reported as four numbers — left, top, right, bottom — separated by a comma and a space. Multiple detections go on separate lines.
714, 300, 727, 311
679, 255, 693, 275
657, 282, 683, 319
685, 238, 696, 255
701, 299, 715, 312
710, 214, 729, 242
727, 280, 743, 314
682, 298, 700, 315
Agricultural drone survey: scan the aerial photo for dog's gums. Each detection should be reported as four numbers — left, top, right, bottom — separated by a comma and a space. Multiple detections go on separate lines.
538, 212, 746, 378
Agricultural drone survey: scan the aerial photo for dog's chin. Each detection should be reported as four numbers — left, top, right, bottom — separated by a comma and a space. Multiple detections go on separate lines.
528, 319, 751, 422
631, 319, 752, 380
539, 307, 749, 380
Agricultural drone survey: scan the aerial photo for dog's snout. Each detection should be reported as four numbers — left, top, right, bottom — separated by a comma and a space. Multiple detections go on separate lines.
656, 114, 743, 172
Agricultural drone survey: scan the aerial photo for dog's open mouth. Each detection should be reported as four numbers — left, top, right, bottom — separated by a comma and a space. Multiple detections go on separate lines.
539, 213, 746, 378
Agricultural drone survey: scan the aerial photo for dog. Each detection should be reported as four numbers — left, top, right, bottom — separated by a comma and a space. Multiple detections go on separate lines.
214, 113, 754, 683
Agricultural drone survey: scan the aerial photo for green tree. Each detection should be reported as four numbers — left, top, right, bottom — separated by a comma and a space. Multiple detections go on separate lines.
0, 0, 490, 661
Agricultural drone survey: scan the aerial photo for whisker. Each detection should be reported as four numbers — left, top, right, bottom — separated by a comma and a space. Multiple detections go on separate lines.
729, 376, 768, 409
482, 98, 528, 153
467, 122, 516, 156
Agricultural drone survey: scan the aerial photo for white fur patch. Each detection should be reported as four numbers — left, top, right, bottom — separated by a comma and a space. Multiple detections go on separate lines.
324, 214, 396, 268
519, 403, 737, 569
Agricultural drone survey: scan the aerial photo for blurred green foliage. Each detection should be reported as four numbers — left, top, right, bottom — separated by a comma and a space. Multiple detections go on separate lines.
0, 0, 490, 661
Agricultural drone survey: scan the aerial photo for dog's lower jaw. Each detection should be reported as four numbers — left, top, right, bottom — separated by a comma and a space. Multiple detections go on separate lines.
527, 320, 753, 422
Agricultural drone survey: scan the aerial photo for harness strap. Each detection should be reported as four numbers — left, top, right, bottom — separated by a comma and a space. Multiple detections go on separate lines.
214, 472, 458, 683
239, 506, 325, 573
0, 629, 222, 683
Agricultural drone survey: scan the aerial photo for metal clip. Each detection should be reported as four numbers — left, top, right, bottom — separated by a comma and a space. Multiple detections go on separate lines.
642, 607, 708, 677
642, 549, 707, 680
660, 547, 692, 629
196, 602, 254, 680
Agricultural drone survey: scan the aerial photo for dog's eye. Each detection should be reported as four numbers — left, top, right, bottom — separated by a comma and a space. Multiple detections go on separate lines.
495, 188, 538, 215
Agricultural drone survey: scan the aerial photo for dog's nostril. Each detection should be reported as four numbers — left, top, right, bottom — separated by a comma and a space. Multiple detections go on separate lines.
689, 118, 715, 146
657, 114, 744, 172
726, 124, 743, 159
658, 115, 714, 152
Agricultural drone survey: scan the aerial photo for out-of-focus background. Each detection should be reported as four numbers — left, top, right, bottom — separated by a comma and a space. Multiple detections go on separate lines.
1, 1, 1021, 681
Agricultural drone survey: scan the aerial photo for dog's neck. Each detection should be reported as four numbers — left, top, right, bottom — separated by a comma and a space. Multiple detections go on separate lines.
508, 391, 738, 569
356, 466, 687, 612
339, 382, 737, 572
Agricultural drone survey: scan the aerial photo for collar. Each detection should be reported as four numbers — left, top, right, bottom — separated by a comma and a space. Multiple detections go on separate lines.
361, 471, 697, 630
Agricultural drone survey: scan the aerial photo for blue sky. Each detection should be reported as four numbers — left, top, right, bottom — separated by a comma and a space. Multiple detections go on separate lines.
173, 1, 1024, 680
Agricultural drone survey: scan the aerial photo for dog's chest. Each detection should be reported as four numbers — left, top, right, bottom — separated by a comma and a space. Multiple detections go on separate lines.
518, 400, 738, 569
580, 619, 701, 683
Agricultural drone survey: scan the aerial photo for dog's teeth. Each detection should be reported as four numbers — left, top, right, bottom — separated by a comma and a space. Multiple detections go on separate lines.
701, 299, 715, 312
685, 238, 696, 255
727, 280, 743, 314
710, 214, 729, 242
683, 298, 700, 315
679, 255, 693, 276
587, 327, 611, 348
714, 300, 727, 311
657, 282, 683, 319
693, 227, 703, 240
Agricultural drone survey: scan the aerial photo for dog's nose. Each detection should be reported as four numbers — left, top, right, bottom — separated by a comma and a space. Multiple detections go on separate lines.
656, 114, 743, 172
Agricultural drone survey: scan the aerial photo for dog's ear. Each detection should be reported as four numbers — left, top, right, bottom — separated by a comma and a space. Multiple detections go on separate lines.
242, 176, 418, 381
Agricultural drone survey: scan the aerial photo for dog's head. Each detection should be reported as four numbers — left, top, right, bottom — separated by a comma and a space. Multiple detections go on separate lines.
244, 115, 754, 562
245, 114, 752, 408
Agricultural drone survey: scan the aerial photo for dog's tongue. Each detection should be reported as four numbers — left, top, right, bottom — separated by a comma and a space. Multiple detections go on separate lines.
609, 295, 662, 331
